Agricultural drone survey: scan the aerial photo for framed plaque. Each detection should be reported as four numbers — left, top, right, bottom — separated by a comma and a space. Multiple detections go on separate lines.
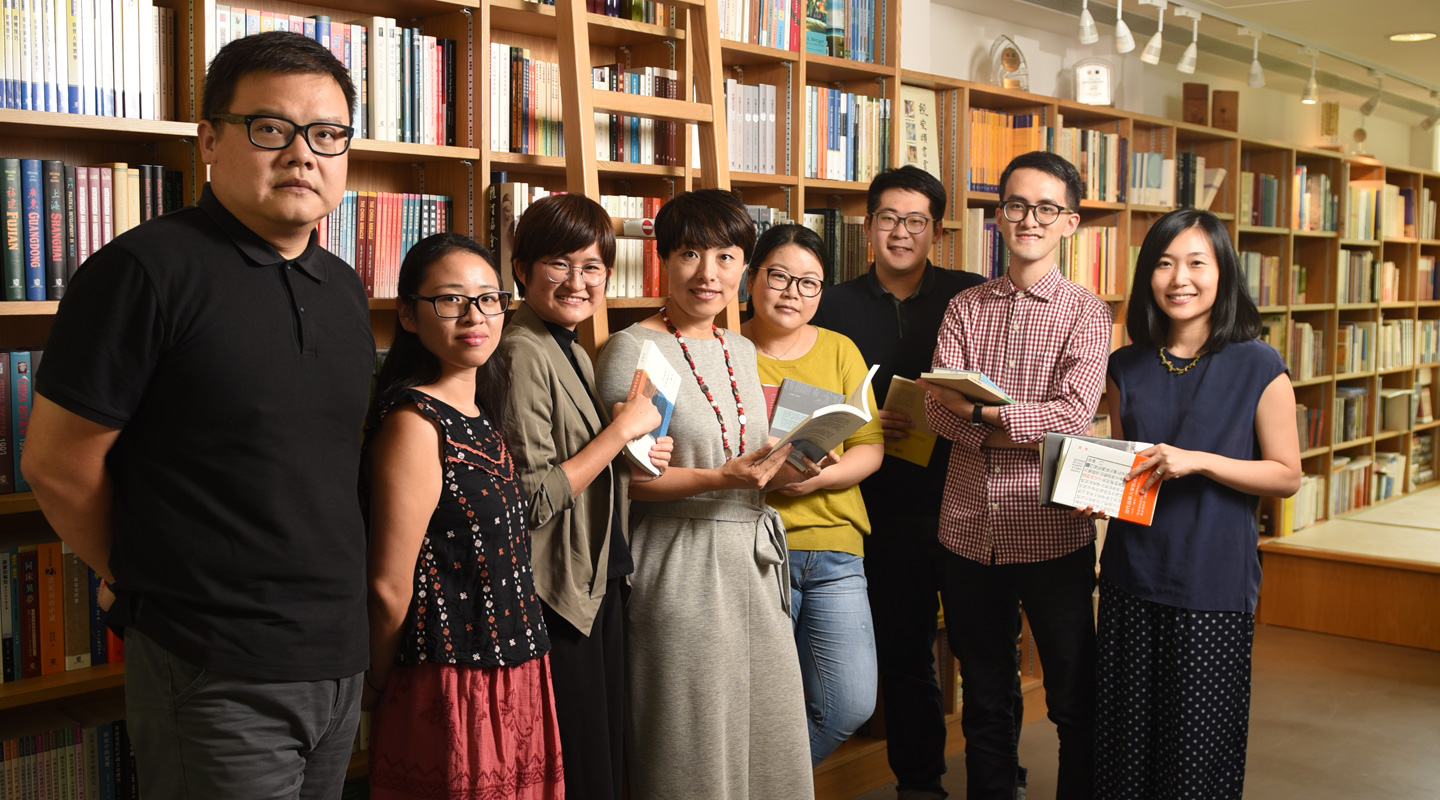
1074, 58, 1114, 106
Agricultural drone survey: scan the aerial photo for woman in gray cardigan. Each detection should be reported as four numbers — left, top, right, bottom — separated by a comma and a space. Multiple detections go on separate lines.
497, 194, 671, 800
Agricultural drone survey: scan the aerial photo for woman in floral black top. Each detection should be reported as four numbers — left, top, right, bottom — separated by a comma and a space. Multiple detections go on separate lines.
363, 233, 563, 800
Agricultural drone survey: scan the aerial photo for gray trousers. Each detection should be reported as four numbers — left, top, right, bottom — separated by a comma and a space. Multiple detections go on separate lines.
124, 628, 364, 800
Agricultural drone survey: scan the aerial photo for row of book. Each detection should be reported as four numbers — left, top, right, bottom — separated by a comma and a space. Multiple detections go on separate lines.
0, 537, 126, 683
1173, 153, 1222, 211
1333, 385, 1368, 443
578, 0, 676, 27
213, 9, 459, 146
725, 79, 779, 175
0, 0, 177, 119
1289, 320, 1325, 381
803, 87, 890, 184
1240, 251, 1281, 307
1377, 320, 1416, 370
1379, 387, 1420, 432
1327, 451, 1407, 516
2, 159, 180, 302
1335, 249, 1403, 304
599, 194, 663, 300
0, 351, 33, 495
1420, 319, 1440, 365
1292, 166, 1338, 232
1346, 181, 1386, 241
1420, 256, 1438, 301
316, 191, 453, 301
595, 65, 681, 167
0, 705, 137, 800
1335, 322, 1376, 375
1295, 403, 1326, 450
962, 209, 1007, 280
717, 0, 878, 61
802, 208, 868, 286
1056, 225, 1120, 297
1239, 171, 1282, 228
1278, 472, 1324, 534
1413, 430, 1435, 487
491, 46, 562, 158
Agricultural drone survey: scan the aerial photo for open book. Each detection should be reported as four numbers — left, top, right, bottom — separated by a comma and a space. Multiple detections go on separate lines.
622, 339, 681, 477
919, 368, 1014, 405
772, 364, 880, 471
881, 375, 938, 467
1039, 433, 1159, 525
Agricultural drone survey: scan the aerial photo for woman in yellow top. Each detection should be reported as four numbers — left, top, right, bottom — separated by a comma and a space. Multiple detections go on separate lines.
741, 223, 885, 765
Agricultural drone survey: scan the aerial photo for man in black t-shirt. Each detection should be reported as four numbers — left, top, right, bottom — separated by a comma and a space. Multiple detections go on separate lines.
812, 166, 987, 799
22, 33, 374, 800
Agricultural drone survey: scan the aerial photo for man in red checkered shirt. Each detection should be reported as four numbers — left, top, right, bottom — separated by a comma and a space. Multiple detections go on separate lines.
920, 151, 1111, 800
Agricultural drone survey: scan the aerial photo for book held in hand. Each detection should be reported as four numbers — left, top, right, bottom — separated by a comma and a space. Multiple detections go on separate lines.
768, 379, 844, 438
1039, 432, 1159, 525
919, 368, 1015, 405
622, 339, 681, 477
881, 375, 937, 467
772, 364, 880, 471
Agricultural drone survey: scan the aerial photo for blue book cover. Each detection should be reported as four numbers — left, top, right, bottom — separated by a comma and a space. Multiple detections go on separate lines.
10, 350, 32, 491
304, 17, 316, 41
20, 160, 45, 300
97, 721, 116, 800
67, 0, 82, 112
309, 14, 331, 49
88, 568, 106, 665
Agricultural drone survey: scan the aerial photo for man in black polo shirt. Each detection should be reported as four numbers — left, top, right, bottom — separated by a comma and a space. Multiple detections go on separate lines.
812, 165, 986, 800
21, 32, 373, 799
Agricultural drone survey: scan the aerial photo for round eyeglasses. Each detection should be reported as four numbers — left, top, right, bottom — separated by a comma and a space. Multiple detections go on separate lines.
211, 113, 354, 156
410, 292, 512, 318
763, 268, 824, 298
999, 201, 1071, 225
543, 260, 611, 287
871, 212, 933, 234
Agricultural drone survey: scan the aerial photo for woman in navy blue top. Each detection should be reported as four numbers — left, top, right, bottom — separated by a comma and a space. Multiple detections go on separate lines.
1091, 209, 1300, 799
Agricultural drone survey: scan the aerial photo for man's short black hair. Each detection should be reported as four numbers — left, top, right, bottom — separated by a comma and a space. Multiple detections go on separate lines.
998, 151, 1084, 212
202, 31, 357, 125
866, 165, 947, 220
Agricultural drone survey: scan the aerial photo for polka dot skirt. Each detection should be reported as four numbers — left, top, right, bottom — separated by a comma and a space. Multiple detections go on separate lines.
1095, 577, 1254, 800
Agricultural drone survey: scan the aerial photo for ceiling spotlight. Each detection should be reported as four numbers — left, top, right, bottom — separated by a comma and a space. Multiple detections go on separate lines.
1115, 0, 1136, 54
1079, 0, 1099, 44
1174, 7, 1201, 74
1360, 70, 1383, 116
1241, 28, 1264, 88
1389, 32, 1437, 42
1300, 47, 1319, 104
1140, 1, 1167, 65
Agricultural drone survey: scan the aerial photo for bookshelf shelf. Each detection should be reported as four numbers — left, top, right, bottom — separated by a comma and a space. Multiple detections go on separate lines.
1334, 436, 1375, 449
1413, 419, 1440, 432
1239, 224, 1290, 235
1129, 204, 1175, 214
1256, 305, 1286, 314
489, 152, 686, 179
804, 177, 873, 193
490, 1, 684, 44
1210, 212, 1236, 221
1292, 229, 1338, 238
349, 141, 481, 163
1378, 366, 1414, 376
1375, 429, 1406, 442
1335, 370, 1374, 381
803, 55, 894, 85
1291, 303, 1336, 312
1380, 301, 1416, 310
0, 302, 61, 316
1292, 376, 1333, 388
1340, 238, 1381, 247
1337, 303, 1377, 311
721, 41, 798, 65
1078, 199, 1126, 212
0, 111, 197, 142
0, 492, 40, 515
1300, 447, 1330, 460
732, 172, 799, 187
0, 663, 127, 712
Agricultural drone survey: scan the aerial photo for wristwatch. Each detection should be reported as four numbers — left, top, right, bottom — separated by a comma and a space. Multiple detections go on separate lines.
972, 403, 986, 424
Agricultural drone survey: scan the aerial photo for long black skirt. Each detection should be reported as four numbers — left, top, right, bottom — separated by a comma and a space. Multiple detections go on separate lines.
1094, 576, 1254, 800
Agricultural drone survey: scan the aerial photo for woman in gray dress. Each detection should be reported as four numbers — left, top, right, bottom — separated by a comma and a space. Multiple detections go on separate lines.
595, 190, 819, 799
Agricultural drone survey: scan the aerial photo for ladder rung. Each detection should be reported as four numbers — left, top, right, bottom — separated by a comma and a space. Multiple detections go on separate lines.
592, 93, 715, 125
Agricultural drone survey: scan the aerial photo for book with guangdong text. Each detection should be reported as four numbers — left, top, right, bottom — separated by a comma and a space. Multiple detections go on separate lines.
880, 375, 937, 467
1039, 433, 1159, 525
919, 367, 1014, 405
622, 339, 681, 477
772, 364, 879, 471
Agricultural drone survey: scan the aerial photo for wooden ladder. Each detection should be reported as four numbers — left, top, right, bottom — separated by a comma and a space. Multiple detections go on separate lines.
553, 0, 734, 352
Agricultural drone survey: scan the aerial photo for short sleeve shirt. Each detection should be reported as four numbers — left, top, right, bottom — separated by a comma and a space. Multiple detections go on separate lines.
35, 184, 375, 681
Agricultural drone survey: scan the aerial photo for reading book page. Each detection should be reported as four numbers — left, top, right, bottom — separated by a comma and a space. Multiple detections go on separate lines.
1050, 438, 1160, 525
772, 364, 880, 470
881, 376, 936, 467
622, 339, 681, 477
769, 379, 843, 438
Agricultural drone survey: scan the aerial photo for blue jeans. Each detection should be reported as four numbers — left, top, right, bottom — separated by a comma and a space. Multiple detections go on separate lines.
790, 549, 878, 766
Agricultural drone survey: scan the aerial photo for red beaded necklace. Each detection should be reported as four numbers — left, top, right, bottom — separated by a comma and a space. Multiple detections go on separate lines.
662, 308, 747, 460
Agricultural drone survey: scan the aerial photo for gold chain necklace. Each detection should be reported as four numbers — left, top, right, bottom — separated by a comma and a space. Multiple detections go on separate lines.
1157, 347, 1204, 375
757, 327, 807, 361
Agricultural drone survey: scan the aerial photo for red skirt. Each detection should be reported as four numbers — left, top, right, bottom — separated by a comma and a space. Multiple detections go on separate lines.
369, 657, 565, 800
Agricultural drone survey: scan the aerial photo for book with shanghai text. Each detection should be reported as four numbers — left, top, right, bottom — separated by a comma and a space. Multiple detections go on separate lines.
919, 368, 1014, 405
771, 364, 880, 471
1039, 433, 1160, 525
622, 339, 681, 477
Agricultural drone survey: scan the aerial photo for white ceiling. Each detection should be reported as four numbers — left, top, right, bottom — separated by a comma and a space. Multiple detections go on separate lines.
963, 0, 1440, 123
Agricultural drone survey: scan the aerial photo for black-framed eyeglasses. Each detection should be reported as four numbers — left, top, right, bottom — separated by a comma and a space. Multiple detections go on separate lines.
872, 212, 933, 234
211, 113, 354, 156
543, 260, 611, 287
763, 268, 824, 298
999, 201, 1071, 225
410, 292, 512, 318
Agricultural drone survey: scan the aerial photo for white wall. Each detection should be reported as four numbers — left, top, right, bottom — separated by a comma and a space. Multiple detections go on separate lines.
902, 0, 1428, 169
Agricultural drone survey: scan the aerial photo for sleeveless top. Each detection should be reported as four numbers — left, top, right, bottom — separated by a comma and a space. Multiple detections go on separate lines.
384, 389, 549, 668
1103, 339, 1287, 614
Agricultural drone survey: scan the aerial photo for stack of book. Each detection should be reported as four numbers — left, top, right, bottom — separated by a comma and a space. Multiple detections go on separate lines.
599, 194, 664, 300
1410, 431, 1435, 489
0, 538, 126, 682
1420, 256, 1437, 301
1329, 454, 1373, 516
963, 209, 1007, 280
1420, 320, 1440, 364
798, 0, 878, 61
1239, 170, 1282, 226
216, 11, 458, 146
2, 159, 180, 302
1377, 319, 1415, 370
0, 705, 138, 797
803, 87, 890, 183
1346, 180, 1384, 240
965, 108, 1051, 194
1294, 403, 1326, 450
1128, 151, 1174, 207
1335, 322, 1376, 374
1288, 320, 1324, 380
1260, 314, 1287, 356
3, 0, 177, 119
490, 46, 564, 157
802, 209, 868, 285
1057, 225, 1120, 296
1418, 186, 1437, 239
1336, 248, 1377, 303
1292, 166, 1338, 232
593, 65, 681, 167
318, 191, 452, 299
0, 350, 35, 496
717, 0, 801, 50
1332, 386, 1369, 443
725, 80, 778, 175
1239, 251, 1281, 306
1052, 122, 1125, 203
